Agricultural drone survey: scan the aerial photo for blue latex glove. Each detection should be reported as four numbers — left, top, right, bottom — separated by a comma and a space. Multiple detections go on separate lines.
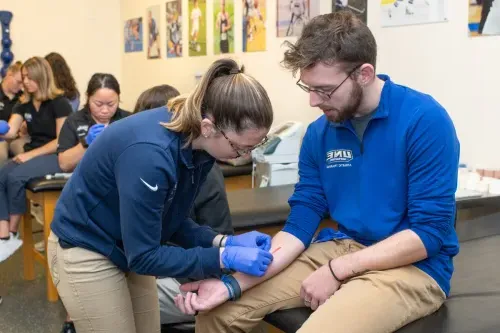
0, 120, 10, 139
225, 231, 272, 251
85, 124, 105, 145
221, 246, 273, 277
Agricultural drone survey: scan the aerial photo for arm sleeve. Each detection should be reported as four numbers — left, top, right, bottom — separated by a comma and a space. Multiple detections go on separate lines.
12, 103, 24, 117
406, 105, 459, 258
189, 163, 234, 235
52, 97, 73, 118
282, 125, 329, 247
115, 143, 221, 279
56, 118, 79, 153
171, 217, 218, 249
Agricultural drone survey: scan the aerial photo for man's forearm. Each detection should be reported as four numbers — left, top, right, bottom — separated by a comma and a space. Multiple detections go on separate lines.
331, 229, 428, 280
233, 231, 305, 292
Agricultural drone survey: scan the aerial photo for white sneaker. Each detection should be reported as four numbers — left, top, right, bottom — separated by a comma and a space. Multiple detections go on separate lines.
35, 240, 45, 252
0, 236, 23, 263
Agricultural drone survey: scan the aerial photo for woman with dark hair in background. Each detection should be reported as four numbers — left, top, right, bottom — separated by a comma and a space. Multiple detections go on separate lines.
45, 52, 80, 111
133, 84, 180, 114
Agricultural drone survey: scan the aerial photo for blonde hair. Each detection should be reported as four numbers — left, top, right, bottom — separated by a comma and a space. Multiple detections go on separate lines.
20, 57, 63, 103
6, 61, 22, 75
166, 58, 273, 144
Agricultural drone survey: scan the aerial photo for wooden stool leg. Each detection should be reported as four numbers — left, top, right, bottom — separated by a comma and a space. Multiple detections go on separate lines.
22, 197, 35, 281
43, 192, 59, 302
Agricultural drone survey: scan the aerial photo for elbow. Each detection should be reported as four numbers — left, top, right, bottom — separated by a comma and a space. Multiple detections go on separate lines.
58, 155, 74, 173
410, 222, 450, 258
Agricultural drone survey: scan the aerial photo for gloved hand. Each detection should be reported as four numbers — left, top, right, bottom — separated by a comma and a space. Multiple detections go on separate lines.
221, 246, 273, 277
0, 120, 10, 135
85, 124, 106, 146
225, 231, 271, 251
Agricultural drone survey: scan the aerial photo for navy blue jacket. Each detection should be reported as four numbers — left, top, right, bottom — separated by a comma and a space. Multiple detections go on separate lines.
51, 107, 221, 279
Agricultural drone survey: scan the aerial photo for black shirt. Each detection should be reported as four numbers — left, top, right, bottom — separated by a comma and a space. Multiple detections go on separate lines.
57, 106, 131, 153
0, 84, 21, 122
12, 95, 72, 151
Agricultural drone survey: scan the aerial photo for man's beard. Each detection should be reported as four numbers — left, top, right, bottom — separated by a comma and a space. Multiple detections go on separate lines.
324, 82, 363, 123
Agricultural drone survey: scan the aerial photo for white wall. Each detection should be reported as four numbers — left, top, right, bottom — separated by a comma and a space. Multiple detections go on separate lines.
117, 0, 497, 168
2, 0, 122, 107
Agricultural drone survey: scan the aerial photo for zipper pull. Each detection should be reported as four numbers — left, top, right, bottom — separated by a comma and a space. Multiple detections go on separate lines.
192, 172, 194, 184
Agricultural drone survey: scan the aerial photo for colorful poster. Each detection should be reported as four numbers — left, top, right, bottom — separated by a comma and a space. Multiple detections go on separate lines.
243, 0, 267, 52
214, 0, 235, 54
333, 0, 367, 24
380, 0, 448, 27
277, 0, 320, 37
469, 0, 500, 36
124, 17, 143, 53
189, 0, 207, 56
147, 5, 162, 58
166, 0, 183, 57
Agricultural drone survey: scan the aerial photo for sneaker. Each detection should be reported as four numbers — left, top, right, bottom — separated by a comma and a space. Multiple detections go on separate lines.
61, 321, 76, 333
35, 240, 45, 252
0, 236, 23, 263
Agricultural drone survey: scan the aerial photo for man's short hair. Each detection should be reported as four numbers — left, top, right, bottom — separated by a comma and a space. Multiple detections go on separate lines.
282, 11, 377, 75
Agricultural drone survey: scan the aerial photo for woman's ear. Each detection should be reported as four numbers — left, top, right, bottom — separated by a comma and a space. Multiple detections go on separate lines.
200, 118, 215, 138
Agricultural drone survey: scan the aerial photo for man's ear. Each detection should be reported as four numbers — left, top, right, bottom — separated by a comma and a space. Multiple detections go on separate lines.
358, 64, 376, 86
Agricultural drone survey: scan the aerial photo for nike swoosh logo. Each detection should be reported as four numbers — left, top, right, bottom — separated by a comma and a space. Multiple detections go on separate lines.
140, 178, 158, 191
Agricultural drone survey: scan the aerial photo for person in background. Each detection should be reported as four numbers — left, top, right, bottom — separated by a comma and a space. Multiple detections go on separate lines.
0, 61, 23, 165
178, 11, 459, 333
0, 57, 72, 262
132, 84, 180, 114
47, 58, 273, 333
133, 84, 233, 326
56, 73, 130, 333
45, 52, 80, 111
58, 73, 130, 173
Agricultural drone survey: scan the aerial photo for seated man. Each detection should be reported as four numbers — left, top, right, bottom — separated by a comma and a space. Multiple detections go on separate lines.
175, 11, 460, 333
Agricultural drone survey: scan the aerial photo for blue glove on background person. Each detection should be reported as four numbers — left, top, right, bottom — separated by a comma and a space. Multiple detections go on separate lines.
85, 124, 106, 145
225, 231, 272, 251
221, 246, 273, 277
0, 120, 10, 141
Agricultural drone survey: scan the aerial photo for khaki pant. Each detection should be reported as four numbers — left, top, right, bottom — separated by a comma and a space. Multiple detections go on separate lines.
47, 232, 161, 333
196, 239, 446, 333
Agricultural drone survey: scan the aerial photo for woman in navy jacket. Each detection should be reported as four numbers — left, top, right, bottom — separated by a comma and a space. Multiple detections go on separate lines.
47, 59, 274, 333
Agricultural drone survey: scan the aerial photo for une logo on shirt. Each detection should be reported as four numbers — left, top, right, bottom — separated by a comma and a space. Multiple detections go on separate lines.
326, 149, 353, 164
24, 113, 33, 122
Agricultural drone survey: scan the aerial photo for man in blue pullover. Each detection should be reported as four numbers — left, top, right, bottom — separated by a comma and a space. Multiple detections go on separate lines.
177, 11, 460, 333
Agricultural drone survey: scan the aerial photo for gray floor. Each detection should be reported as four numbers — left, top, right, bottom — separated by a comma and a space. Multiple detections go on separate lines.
0, 228, 66, 333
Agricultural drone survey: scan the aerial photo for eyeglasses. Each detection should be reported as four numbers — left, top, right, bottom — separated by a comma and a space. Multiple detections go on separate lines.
215, 124, 268, 158
296, 65, 361, 100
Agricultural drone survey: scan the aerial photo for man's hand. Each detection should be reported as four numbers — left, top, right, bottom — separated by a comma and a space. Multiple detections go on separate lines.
300, 262, 341, 310
174, 279, 230, 315
13, 152, 35, 164
226, 231, 272, 251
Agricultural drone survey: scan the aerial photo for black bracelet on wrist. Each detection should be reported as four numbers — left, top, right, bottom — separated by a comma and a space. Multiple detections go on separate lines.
328, 259, 343, 283
218, 235, 227, 248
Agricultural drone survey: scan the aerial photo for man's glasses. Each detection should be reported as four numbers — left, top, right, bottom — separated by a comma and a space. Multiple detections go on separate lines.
296, 65, 361, 100
215, 124, 268, 158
